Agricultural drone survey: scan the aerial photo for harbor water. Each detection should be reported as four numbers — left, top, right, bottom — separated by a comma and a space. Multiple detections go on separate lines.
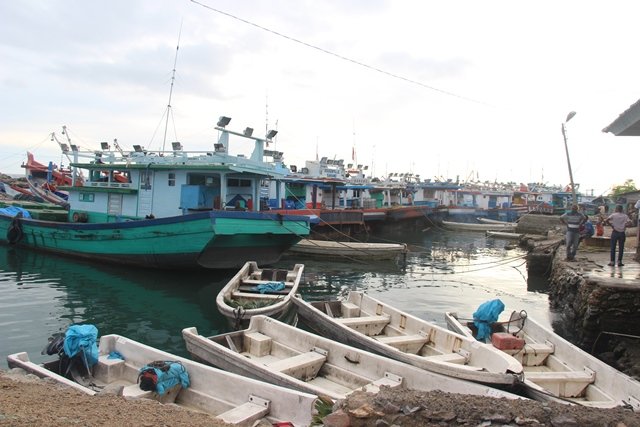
0, 228, 556, 369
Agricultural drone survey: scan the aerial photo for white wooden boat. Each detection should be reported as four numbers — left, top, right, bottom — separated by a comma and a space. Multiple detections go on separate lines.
291, 291, 524, 386
182, 315, 524, 402
477, 217, 518, 226
485, 230, 523, 239
287, 239, 407, 260
445, 310, 640, 410
216, 261, 304, 330
7, 334, 316, 426
443, 220, 516, 232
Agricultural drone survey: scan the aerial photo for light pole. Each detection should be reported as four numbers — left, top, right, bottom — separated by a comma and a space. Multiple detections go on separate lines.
561, 111, 577, 206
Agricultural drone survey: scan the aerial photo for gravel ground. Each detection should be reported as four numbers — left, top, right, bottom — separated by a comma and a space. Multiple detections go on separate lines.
2, 369, 639, 427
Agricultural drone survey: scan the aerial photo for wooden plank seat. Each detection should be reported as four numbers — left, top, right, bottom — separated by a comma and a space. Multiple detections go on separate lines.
524, 369, 595, 398
336, 315, 390, 336
375, 334, 428, 354
362, 372, 403, 393
504, 342, 555, 366
422, 353, 469, 365
267, 350, 327, 381
218, 395, 270, 425
231, 291, 283, 300
241, 279, 293, 286
120, 383, 153, 399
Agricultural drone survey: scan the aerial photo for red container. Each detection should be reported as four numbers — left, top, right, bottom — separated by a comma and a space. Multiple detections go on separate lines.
491, 332, 525, 350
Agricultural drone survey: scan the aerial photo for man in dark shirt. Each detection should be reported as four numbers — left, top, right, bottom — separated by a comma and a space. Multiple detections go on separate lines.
560, 204, 587, 261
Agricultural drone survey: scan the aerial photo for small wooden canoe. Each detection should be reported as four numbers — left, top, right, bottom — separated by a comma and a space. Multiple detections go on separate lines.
216, 261, 304, 330
182, 316, 525, 402
445, 310, 640, 410
477, 217, 518, 226
442, 220, 516, 232
485, 230, 523, 239
287, 239, 407, 260
291, 291, 524, 386
7, 333, 317, 426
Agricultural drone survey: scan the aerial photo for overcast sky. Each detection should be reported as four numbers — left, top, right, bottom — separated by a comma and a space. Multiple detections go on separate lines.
1, 0, 639, 196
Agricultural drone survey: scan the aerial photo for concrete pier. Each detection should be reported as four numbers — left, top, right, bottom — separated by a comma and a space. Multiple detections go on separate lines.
546, 228, 640, 350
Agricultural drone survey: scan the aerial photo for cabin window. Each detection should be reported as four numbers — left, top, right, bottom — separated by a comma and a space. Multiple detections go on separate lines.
79, 193, 95, 202
227, 178, 251, 187
168, 173, 176, 187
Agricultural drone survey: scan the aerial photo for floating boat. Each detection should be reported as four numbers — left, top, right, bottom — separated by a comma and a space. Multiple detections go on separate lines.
0, 123, 311, 269
8, 333, 317, 426
291, 291, 524, 386
445, 309, 640, 409
216, 261, 304, 330
477, 217, 518, 226
442, 220, 516, 232
287, 239, 407, 260
182, 315, 525, 402
485, 230, 523, 239
23, 152, 73, 208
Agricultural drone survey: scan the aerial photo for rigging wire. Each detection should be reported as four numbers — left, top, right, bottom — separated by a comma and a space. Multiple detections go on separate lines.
190, 0, 489, 106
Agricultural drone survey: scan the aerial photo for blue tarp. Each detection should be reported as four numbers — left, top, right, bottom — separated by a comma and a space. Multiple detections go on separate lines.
256, 281, 285, 294
140, 362, 190, 395
472, 299, 505, 341
63, 324, 99, 367
0, 206, 31, 219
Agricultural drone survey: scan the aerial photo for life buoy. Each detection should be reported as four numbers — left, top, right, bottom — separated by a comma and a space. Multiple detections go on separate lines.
72, 212, 80, 222
7, 217, 23, 245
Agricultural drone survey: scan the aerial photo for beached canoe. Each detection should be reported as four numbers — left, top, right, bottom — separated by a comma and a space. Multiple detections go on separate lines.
287, 239, 407, 260
7, 333, 317, 426
291, 291, 524, 386
442, 220, 517, 232
445, 310, 640, 410
216, 261, 304, 330
485, 230, 523, 239
182, 315, 525, 402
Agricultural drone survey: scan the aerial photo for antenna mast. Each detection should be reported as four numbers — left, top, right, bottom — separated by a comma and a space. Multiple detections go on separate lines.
162, 22, 183, 151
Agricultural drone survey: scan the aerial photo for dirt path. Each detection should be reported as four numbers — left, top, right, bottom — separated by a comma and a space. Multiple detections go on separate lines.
2, 369, 639, 426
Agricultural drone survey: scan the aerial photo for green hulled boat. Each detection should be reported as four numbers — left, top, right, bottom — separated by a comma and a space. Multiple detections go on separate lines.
0, 120, 311, 269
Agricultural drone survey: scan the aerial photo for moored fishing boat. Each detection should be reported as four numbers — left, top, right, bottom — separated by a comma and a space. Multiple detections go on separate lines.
182, 315, 525, 402
291, 291, 524, 386
445, 304, 640, 410
216, 261, 304, 330
8, 332, 316, 426
442, 220, 516, 232
477, 217, 518, 226
0, 121, 311, 269
485, 230, 523, 239
287, 239, 407, 260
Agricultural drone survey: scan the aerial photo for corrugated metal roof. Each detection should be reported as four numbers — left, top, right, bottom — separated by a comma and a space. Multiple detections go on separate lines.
602, 98, 640, 136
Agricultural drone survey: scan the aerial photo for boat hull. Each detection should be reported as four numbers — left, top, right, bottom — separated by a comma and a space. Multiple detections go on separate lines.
183, 316, 525, 402
445, 311, 640, 410
8, 334, 317, 426
216, 261, 304, 329
0, 211, 309, 269
287, 239, 407, 260
292, 292, 523, 386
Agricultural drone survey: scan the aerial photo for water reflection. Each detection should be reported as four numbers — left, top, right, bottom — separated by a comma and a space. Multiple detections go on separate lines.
1, 227, 555, 369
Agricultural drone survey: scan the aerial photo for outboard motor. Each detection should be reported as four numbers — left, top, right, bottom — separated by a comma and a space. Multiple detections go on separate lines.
42, 329, 93, 383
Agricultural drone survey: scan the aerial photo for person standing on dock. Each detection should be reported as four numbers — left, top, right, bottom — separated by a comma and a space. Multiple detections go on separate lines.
605, 205, 632, 267
560, 204, 587, 261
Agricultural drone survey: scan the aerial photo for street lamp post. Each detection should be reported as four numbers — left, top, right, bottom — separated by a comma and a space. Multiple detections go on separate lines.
561, 111, 577, 206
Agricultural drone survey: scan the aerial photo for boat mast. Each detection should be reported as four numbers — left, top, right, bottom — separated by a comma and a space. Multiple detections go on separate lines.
162, 23, 182, 152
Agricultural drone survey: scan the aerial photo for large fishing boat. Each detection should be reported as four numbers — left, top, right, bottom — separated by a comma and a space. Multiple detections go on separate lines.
0, 120, 311, 269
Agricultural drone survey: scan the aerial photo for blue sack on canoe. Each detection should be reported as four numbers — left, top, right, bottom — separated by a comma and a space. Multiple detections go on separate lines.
472, 299, 505, 341
0, 206, 31, 218
138, 361, 190, 395
63, 324, 99, 367
256, 281, 285, 294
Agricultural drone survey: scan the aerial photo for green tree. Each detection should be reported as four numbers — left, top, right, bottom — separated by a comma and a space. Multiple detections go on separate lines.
610, 179, 637, 197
